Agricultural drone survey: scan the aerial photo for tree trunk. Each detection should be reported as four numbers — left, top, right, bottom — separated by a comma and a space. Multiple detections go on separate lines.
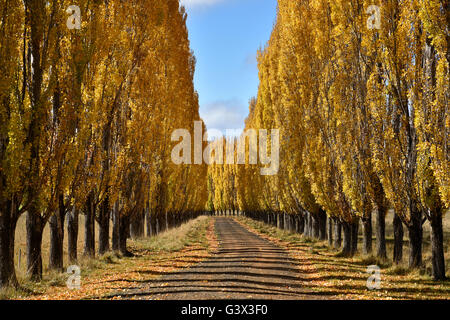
302, 213, 307, 236
297, 214, 305, 234
376, 207, 387, 259
84, 193, 95, 257
393, 213, 403, 264
304, 212, 310, 237
67, 206, 78, 263
407, 208, 423, 268
26, 212, 44, 280
327, 216, 333, 246
430, 213, 446, 280
98, 199, 110, 256
333, 218, 342, 249
26, 0, 46, 282
119, 215, 132, 257
0, 200, 18, 288
350, 219, 359, 256
49, 214, 63, 271
362, 214, 373, 255
146, 208, 152, 238
312, 214, 320, 239
279, 213, 283, 229
341, 221, 352, 257
112, 202, 120, 252
284, 213, 292, 232
318, 210, 327, 240
49, 195, 65, 271
130, 211, 144, 239
152, 214, 157, 236
98, 215, 110, 256
165, 212, 169, 232
155, 217, 160, 235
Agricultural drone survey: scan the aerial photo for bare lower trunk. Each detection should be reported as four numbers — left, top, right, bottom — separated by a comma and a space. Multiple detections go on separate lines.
84, 193, 95, 257
327, 216, 333, 246
130, 211, 145, 239
276, 213, 281, 229
145, 208, 152, 237
67, 206, 78, 263
98, 199, 110, 255
333, 218, 342, 249
376, 207, 387, 259
112, 202, 120, 252
393, 213, 403, 264
304, 212, 311, 237
312, 214, 320, 239
155, 217, 160, 235
317, 210, 327, 240
165, 212, 169, 232
26, 212, 44, 281
297, 214, 305, 234
362, 214, 372, 255
309, 214, 314, 236
49, 214, 63, 271
288, 214, 294, 231
98, 215, 110, 256
341, 221, 352, 257
350, 219, 359, 256
0, 200, 18, 288
152, 214, 157, 236
119, 215, 132, 257
430, 213, 446, 280
408, 208, 423, 268
49, 196, 65, 271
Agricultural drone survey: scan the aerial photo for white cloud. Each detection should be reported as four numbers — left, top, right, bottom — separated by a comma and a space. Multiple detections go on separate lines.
200, 99, 247, 136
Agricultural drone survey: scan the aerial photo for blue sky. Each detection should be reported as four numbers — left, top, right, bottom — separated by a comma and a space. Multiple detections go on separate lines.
180, 0, 278, 134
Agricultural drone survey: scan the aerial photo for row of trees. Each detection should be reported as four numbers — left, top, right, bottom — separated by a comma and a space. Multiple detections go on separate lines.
0, 0, 207, 289
207, 0, 448, 280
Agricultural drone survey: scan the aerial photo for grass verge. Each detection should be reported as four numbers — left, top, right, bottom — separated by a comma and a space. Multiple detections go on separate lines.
234, 216, 450, 300
1, 216, 217, 300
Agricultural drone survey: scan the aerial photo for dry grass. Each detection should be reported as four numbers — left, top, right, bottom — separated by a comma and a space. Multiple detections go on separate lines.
235, 215, 450, 300
3, 216, 216, 300
138, 217, 212, 252
381, 210, 450, 274
13, 214, 114, 282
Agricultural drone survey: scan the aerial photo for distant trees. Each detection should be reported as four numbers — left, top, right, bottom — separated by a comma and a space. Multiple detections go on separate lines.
0, 0, 206, 289
207, 0, 448, 280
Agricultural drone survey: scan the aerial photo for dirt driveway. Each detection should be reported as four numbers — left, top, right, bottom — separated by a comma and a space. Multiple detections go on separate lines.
113, 217, 327, 299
